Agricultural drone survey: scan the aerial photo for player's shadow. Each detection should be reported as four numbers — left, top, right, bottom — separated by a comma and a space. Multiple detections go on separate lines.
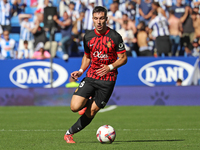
115, 139, 185, 143
79, 139, 185, 144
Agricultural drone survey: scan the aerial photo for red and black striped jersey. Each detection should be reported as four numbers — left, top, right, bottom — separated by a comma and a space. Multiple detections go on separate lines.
83, 27, 126, 81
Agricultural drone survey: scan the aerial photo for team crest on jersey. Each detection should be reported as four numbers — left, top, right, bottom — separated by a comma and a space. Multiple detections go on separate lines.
107, 41, 112, 48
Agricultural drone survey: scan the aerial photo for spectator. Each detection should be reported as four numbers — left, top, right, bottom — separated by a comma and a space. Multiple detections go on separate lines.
117, 20, 136, 56
137, 21, 152, 56
148, 10, 171, 56
107, 2, 123, 31
66, 1, 79, 22
32, 42, 51, 60
139, 0, 153, 25
95, 0, 103, 6
0, 0, 12, 32
109, 13, 137, 35
171, 0, 186, 19
53, 11, 72, 60
36, 0, 53, 14
184, 42, 193, 57
176, 78, 182, 86
59, 0, 70, 17
71, 11, 85, 56
72, 11, 85, 38
192, 38, 200, 56
83, 0, 95, 32
0, 30, 17, 59
151, 2, 166, 18
179, 5, 194, 56
31, 18, 57, 58
18, 14, 34, 52
74, 0, 87, 13
154, 0, 171, 11
191, 10, 200, 40
192, 1, 200, 9
168, 9, 183, 56
12, 0, 26, 16
18, 40, 32, 59
123, 1, 136, 21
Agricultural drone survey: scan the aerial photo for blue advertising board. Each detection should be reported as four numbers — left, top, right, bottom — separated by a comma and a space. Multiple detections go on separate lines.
0, 57, 199, 88
116, 57, 199, 86
0, 58, 85, 88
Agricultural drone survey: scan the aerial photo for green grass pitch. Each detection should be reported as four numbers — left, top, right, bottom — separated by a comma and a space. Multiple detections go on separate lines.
0, 106, 200, 150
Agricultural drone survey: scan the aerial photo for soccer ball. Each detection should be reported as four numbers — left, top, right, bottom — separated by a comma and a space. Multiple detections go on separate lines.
96, 125, 116, 144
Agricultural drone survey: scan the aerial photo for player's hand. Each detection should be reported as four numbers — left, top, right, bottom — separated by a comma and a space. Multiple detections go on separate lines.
71, 71, 83, 81
96, 64, 110, 77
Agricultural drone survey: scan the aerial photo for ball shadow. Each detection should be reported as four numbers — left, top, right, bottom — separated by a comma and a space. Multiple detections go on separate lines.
115, 139, 185, 143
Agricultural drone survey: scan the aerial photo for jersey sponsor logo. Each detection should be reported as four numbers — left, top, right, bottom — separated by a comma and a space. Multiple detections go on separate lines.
93, 51, 109, 60
138, 60, 194, 86
118, 42, 125, 50
9, 61, 68, 88
107, 41, 112, 48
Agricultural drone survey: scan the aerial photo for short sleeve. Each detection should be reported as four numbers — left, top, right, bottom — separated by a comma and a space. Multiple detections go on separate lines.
83, 35, 90, 54
116, 34, 126, 53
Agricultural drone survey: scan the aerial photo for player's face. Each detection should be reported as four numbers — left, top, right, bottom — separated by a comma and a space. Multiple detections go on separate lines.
93, 12, 107, 33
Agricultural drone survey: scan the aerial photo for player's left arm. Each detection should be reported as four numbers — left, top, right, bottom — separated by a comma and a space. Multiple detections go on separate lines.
96, 52, 127, 77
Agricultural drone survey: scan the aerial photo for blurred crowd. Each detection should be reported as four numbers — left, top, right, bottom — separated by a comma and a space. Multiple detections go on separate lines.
0, 0, 200, 60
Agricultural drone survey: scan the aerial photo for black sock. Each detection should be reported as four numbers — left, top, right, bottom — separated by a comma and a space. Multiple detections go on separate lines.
68, 114, 93, 134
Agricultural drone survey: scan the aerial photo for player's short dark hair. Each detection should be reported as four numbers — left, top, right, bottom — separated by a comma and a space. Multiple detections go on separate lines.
24, 40, 28, 44
92, 6, 107, 17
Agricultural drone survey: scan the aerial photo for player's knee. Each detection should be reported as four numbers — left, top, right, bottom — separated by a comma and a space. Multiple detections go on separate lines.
70, 105, 79, 112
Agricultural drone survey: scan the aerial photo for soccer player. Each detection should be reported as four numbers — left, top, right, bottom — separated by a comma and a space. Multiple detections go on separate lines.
64, 6, 127, 143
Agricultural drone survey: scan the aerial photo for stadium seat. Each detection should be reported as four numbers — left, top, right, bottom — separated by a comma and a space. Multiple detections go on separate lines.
55, 32, 62, 42
53, 0, 59, 7
10, 33, 20, 42
25, 7, 37, 14
78, 41, 84, 54
131, 51, 137, 57
11, 16, 20, 27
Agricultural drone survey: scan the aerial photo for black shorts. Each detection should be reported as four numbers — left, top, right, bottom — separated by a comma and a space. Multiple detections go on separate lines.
73, 77, 116, 108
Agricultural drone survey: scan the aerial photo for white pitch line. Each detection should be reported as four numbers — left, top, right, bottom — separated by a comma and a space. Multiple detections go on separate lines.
0, 129, 200, 132
99, 105, 117, 113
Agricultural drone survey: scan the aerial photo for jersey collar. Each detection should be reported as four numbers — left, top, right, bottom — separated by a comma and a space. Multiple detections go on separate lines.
94, 27, 110, 36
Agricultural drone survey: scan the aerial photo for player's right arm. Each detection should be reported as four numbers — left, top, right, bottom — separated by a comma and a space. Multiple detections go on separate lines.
71, 53, 91, 80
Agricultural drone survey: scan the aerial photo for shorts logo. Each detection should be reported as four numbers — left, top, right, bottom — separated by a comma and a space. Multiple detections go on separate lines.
101, 101, 107, 107
75, 88, 78, 93
79, 81, 85, 88
107, 41, 111, 48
